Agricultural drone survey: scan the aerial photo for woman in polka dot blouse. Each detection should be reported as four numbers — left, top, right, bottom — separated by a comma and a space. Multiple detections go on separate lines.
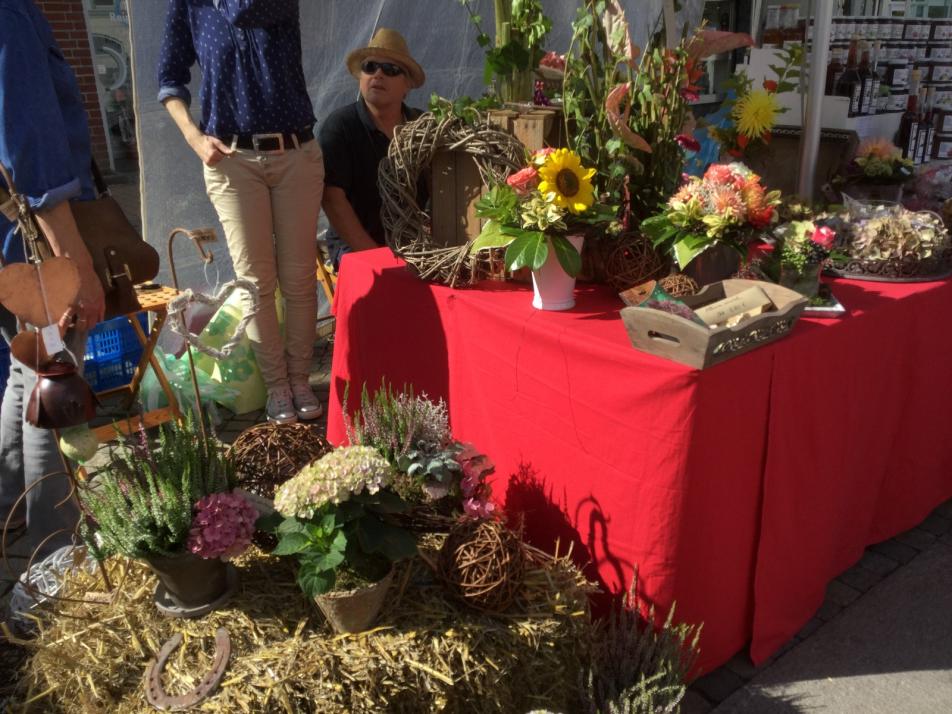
157, 0, 323, 425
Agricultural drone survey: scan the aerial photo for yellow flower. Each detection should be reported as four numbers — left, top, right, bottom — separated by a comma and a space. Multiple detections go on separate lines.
732, 90, 780, 139
537, 148, 596, 215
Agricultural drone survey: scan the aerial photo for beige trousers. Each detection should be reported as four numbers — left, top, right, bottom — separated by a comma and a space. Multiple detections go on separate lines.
204, 139, 323, 389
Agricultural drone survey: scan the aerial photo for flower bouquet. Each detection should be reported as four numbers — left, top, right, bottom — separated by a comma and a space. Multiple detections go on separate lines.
838, 138, 913, 203
641, 163, 781, 279
773, 220, 837, 297
469, 147, 613, 308
267, 446, 417, 632
78, 415, 255, 613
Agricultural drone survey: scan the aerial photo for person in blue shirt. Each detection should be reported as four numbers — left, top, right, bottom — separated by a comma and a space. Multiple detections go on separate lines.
0, 0, 104, 554
158, 0, 325, 425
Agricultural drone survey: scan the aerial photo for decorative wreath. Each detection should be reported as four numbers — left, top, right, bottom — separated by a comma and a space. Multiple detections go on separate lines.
379, 113, 526, 287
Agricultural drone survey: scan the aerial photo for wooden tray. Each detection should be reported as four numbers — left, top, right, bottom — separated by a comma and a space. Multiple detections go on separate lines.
621, 279, 808, 369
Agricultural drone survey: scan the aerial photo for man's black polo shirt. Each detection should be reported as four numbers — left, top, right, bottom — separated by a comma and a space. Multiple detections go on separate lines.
318, 97, 422, 267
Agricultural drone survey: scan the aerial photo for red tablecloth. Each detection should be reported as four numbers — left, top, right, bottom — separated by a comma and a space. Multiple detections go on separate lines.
326, 248, 952, 673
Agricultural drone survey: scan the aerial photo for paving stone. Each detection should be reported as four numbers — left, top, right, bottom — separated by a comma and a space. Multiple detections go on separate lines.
816, 599, 843, 623
935, 499, 952, 520
857, 550, 901, 577
691, 667, 746, 704
826, 579, 862, 607
837, 564, 884, 593
724, 652, 761, 681
796, 617, 823, 640
680, 689, 714, 714
917, 513, 952, 537
869, 539, 919, 565
894, 528, 938, 551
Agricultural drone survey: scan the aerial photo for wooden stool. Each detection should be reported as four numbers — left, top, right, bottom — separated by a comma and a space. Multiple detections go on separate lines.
89, 285, 184, 443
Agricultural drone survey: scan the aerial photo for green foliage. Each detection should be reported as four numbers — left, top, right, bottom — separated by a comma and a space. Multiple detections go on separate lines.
581, 578, 701, 714
79, 413, 233, 560
428, 93, 502, 125
267, 489, 417, 598
458, 0, 552, 101
396, 443, 463, 499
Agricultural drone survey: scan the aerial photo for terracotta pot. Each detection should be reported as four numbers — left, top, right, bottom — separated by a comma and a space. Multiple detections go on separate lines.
314, 568, 394, 634
531, 234, 584, 311
145, 553, 228, 608
681, 244, 742, 286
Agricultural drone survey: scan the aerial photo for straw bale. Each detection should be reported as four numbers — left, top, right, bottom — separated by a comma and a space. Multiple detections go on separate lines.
12, 541, 595, 713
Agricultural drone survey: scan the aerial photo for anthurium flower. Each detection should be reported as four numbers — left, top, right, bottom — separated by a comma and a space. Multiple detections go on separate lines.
675, 134, 701, 153
763, 79, 778, 92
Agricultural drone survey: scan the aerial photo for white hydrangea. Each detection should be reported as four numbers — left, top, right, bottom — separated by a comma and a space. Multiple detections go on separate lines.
274, 446, 392, 519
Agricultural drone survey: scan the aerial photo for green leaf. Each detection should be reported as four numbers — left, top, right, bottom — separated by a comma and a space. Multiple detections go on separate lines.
297, 565, 335, 598
549, 234, 582, 277
277, 518, 308, 536
356, 517, 418, 561
469, 220, 516, 254
255, 511, 283, 534
673, 234, 714, 269
369, 489, 410, 514
505, 231, 548, 271
272, 532, 310, 556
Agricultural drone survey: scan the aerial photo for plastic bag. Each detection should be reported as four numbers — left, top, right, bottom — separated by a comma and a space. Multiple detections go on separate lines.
139, 346, 238, 426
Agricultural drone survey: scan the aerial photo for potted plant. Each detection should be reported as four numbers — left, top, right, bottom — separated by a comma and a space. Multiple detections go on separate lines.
641, 162, 781, 285
458, 0, 552, 103
837, 137, 913, 203
267, 446, 418, 633
469, 147, 613, 309
78, 416, 256, 614
344, 382, 496, 523
772, 220, 838, 298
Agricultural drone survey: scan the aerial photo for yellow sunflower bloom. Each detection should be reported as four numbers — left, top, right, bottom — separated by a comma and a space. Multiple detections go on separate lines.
537, 148, 596, 214
732, 90, 780, 139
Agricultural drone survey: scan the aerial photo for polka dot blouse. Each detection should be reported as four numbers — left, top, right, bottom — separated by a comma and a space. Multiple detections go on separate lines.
157, 0, 315, 138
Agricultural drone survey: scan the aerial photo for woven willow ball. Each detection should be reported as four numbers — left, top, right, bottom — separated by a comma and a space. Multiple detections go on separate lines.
228, 422, 331, 499
438, 519, 526, 613
658, 273, 699, 297
599, 232, 667, 292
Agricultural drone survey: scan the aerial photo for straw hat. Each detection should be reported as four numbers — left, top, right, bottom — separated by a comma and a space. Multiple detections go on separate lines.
346, 28, 425, 89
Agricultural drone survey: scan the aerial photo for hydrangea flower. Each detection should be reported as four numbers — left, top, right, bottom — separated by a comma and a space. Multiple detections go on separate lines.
274, 446, 392, 519
187, 492, 258, 560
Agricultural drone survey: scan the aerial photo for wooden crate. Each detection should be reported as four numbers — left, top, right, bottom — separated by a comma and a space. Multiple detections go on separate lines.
620, 279, 808, 369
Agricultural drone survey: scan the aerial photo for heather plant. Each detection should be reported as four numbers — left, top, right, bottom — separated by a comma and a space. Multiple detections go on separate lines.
580, 577, 701, 714
268, 446, 417, 597
79, 414, 235, 560
344, 382, 451, 463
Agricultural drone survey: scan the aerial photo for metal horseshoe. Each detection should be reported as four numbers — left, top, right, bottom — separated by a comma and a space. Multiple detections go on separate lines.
145, 627, 231, 711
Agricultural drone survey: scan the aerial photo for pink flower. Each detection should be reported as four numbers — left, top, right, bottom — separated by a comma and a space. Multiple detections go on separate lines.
187, 492, 258, 560
539, 51, 566, 71
506, 166, 539, 195
811, 225, 836, 250
531, 147, 557, 165
675, 134, 701, 153
748, 204, 775, 229
463, 497, 496, 519
704, 163, 737, 185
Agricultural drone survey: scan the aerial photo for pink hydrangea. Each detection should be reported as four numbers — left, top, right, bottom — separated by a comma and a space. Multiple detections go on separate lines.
454, 443, 496, 520
187, 492, 258, 560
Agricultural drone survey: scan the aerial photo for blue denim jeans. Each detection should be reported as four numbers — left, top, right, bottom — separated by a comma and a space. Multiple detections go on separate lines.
0, 306, 83, 558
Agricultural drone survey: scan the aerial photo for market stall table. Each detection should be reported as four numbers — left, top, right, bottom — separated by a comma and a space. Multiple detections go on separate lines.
326, 247, 952, 673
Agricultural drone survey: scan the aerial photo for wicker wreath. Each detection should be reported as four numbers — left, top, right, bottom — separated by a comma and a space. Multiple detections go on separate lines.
659, 273, 700, 297
380, 113, 526, 287
228, 423, 331, 499
437, 518, 526, 613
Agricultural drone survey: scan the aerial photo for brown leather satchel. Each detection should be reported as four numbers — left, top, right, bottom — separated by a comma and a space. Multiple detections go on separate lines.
0, 161, 159, 318
71, 161, 160, 318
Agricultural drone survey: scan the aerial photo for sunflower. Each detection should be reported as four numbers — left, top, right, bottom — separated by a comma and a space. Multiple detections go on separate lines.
732, 90, 780, 140
537, 149, 596, 214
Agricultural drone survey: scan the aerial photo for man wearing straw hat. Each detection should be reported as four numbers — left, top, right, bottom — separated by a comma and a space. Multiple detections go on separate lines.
319, 28, 427, 270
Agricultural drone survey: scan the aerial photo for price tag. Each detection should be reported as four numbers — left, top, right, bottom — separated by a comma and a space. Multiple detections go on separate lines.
40, 324, 65, 355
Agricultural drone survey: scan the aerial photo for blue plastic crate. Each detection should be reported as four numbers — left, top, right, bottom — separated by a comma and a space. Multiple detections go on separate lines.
0, 339, 9, 400
84, 314, 149, 393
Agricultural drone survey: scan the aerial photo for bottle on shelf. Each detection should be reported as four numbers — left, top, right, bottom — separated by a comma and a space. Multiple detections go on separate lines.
896, 69, 921, 161
835, 37, 864, 117
912, 86, 927, 165
858, 42, 874, 115
781, 6, 803, 48
866, 41, 883, 114
918, 86, 937, 165
826, 45, 846, 95
762, 6, 782, 49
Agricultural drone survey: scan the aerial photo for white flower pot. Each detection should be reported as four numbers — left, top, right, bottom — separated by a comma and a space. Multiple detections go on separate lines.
531, 234, 584, 311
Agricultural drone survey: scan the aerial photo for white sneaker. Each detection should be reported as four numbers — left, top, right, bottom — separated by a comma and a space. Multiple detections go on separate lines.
290, 379, 323, 420
266, 385, 298, 425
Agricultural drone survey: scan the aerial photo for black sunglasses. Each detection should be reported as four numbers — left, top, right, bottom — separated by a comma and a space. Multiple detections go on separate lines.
361, 60, 405, 77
